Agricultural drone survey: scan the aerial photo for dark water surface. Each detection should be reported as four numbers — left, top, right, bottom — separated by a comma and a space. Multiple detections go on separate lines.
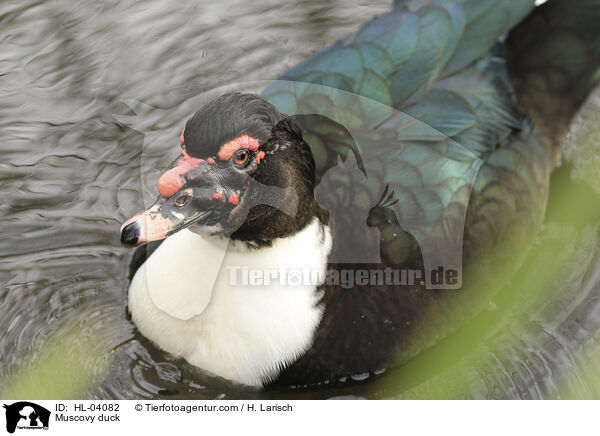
2, 0, 600, 399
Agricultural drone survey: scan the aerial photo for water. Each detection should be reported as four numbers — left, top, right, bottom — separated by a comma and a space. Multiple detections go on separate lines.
2, 0, 600, 399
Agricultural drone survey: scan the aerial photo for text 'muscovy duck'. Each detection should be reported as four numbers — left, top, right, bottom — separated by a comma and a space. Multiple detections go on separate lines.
120, 0, 600, 388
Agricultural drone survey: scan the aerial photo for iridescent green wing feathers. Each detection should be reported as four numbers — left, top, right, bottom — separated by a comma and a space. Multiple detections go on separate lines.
262, 0, 541, 284
262, 0, 600, 287
264, 0, 535, 156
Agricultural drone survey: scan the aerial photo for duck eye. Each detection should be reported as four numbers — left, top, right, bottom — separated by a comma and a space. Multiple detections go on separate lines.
174, 193, 191, 207
232, 149, 250, 167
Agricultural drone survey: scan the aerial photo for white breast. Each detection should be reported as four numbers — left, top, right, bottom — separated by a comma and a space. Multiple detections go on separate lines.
127, 218, 332, 387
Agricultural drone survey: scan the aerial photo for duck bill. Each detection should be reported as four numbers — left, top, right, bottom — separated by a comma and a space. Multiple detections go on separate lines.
120, 197, 207, 247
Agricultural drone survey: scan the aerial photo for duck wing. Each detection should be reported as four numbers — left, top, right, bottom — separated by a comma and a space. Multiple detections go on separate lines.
261, 0, 544, 288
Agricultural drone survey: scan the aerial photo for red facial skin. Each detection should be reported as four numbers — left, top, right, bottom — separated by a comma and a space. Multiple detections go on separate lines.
123, 131, 267, 245
157, 151, 204, 198
157, 134, 263, 199
228, 194, 240, 205
217, 135, 260, 160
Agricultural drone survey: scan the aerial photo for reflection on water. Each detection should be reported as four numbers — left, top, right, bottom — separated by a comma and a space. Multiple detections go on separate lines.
1, 0, 600, 399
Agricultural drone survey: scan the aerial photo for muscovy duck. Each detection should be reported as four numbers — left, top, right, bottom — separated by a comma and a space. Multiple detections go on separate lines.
120, 0, 600, 388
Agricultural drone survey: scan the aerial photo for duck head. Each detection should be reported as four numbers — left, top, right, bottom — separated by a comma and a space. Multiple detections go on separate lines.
120, 92, 317, 247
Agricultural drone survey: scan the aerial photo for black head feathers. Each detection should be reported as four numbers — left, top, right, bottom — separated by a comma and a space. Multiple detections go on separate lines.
183, 92, 284, 158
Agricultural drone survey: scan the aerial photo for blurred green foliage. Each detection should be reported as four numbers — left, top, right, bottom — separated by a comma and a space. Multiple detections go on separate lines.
0, 323, 110, 400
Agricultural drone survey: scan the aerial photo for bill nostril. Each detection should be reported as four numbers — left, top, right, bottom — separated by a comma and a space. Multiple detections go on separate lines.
121, 222, 140, 247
